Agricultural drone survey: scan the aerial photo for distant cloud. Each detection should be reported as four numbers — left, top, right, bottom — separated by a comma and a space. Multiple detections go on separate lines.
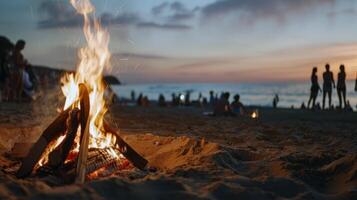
152, 2, 169, 16
100, 13, 140, 26
151, 1, 197, 23
38, 1, 139, 29
201, 0, 336, 25
115, 52, 169, 60
38, 0, 190, 32
137, 22, 191, 30
326, 8, 357, 19
38, 1, 81, 29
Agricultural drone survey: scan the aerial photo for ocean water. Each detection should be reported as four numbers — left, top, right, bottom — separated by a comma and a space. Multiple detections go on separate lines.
113, 81, 357, 109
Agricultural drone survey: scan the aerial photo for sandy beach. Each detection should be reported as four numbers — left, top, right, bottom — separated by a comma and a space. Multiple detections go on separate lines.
0, 89, 356, 200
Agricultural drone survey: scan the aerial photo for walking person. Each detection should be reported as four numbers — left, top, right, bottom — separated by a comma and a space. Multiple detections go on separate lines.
322, 64, 335, 109
337, 64, 347, 109
307, 67, 321, 109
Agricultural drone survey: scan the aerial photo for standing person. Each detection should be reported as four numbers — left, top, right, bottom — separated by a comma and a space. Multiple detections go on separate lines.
209, 91, 215, 106
337, 64, 347, 109
322, 64, 335, 109
307, 67, 321, 109
10, 40, 27, 101
0, 50, 9, 101
272, 94, 279, 108
355, 72, 357, 92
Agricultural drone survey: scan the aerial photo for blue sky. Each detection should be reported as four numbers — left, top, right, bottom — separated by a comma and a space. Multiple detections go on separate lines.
0, 0, 357, 83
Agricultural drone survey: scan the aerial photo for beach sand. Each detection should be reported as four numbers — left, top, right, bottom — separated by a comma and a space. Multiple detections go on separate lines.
0, 89, 356, 200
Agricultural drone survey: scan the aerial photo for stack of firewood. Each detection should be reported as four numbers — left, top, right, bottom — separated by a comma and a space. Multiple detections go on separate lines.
16, 84, 147, 183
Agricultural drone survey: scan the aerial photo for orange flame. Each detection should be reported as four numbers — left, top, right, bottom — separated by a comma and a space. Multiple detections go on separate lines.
35, 0, 119, 170
63, 0, 116, 150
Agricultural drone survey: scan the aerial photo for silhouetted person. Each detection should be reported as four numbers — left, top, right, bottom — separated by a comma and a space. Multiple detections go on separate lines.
231, 94, 245, 115
0, 50, 9, 101
273, 94, 279, 108
355, 72, 357, 92
307, 67, 321, 109
137, 93, 143, 106
209, 90, 215, 106
301, 102, 306, 109
198, 92, 202, 102
10, 40, 27, 101
337, 64, 347, 109
171, 93, 178, 106
131, 90, 136, 102
158, 94, 166, 107
345, 100, 353, 112
184, 91, 191, 106
315, 102, 321, 110
142, 96, 150, 106
322, 64, 335, 109
202, 97, 208, 105
214, 92, 233, 116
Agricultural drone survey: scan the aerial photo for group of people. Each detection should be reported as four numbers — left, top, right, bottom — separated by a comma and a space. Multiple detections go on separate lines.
213, 92, 245, 116
131, 89, 246, 116
0, 39, 36, 102
307, 64, 353, 110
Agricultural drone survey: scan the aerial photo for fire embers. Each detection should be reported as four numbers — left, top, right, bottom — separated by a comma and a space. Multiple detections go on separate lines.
36, 148, 131, 183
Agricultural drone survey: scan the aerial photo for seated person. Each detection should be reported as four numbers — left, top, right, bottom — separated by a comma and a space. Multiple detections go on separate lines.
231, 94, 245, 115
214, 92, 233, 116
345, 101, 353, 112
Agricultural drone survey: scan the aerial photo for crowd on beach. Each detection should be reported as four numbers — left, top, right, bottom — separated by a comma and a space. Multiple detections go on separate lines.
128, 63, 357, 114
133, 90, 246, 116
0, 39, 37, 102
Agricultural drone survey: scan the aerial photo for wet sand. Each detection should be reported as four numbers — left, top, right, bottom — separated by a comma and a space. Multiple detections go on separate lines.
0, 91, 356, 200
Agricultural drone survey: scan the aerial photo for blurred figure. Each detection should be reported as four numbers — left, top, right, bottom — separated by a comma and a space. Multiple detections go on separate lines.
231, 94, 245, 115
345, 100, 353, 112
273, 94, 279, 108
337, 64, 347, 109
185, 91, 191, 106
21, 65, 35, 100
315, 102, 321, 110
142, 96, 150, 106
209, 90, 215, 106
0, 49, 10, 101
202, 97, 208, 106
322, 64, 335, 109
214, 92, 233, 116
307, 67, 321, 109
355, 72, 357, 92
131, 90, 136, 102
171, 93, 179, 106
158, 94, 166, 107
198, 92, 202, 102
301, 102, 306, 109
137, 93, 143, 106
10, 40, 27, 101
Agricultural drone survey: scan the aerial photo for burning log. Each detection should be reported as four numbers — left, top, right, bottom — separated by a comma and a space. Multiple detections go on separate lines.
103, 122, 148, 170
75, 84, 91, 184
16, 108, 71, 178
48, 108, 80, 168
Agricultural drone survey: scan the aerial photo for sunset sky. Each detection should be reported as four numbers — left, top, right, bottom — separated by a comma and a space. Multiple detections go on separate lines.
1, 0, 357, 83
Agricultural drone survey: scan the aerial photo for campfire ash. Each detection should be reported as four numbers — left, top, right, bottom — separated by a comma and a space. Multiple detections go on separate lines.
15, 0, 147, 183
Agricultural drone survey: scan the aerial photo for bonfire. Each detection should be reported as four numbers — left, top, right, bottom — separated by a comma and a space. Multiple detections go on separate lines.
15, 0, 147, 183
